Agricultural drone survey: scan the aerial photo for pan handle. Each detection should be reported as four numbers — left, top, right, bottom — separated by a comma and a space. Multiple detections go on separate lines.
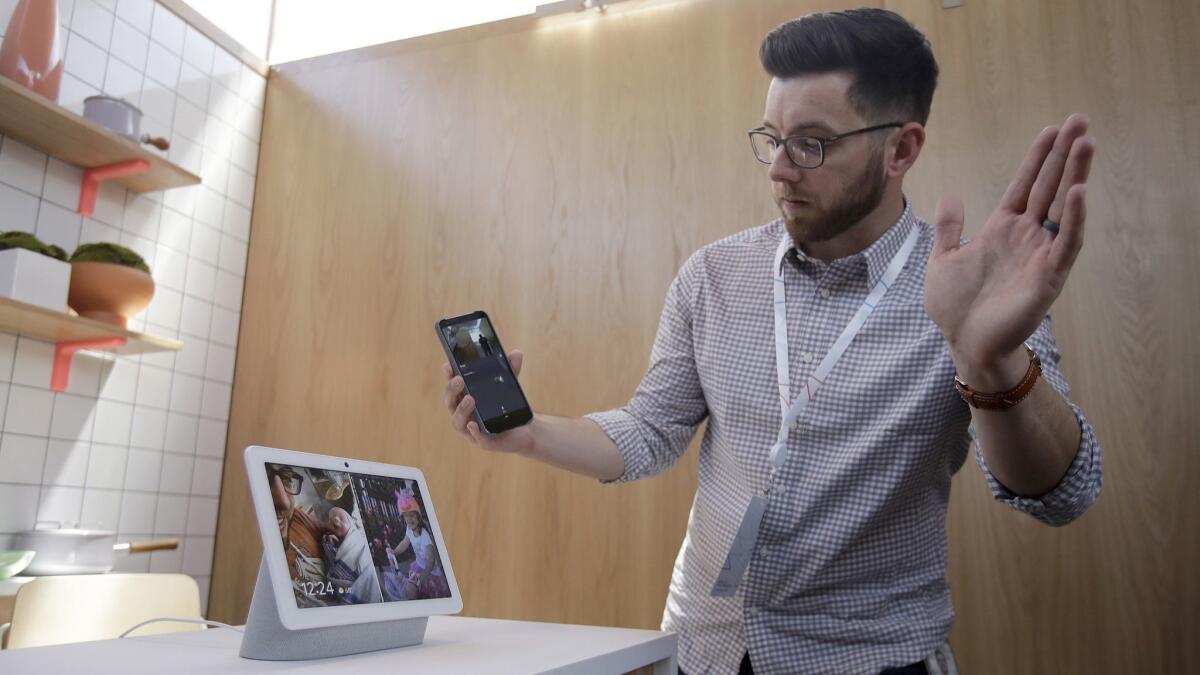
141, 135, 170, 151
114, 538, 180, 554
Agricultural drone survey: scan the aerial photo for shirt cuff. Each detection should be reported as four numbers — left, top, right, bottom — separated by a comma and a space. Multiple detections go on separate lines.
585, 409, 651, 484
976, 401, 1102, 526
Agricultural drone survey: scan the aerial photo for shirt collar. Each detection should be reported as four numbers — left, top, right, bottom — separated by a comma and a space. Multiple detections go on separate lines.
784, 197, 916, 289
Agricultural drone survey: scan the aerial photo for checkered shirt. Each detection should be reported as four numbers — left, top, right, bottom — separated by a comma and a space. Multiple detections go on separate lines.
586, 200, 1103, 675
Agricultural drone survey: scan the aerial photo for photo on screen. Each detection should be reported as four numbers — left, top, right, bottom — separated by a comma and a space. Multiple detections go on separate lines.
353, 475, 452, 601
263, 462, 451, 608
266, 463, 382, 608
443, 318, 499, 365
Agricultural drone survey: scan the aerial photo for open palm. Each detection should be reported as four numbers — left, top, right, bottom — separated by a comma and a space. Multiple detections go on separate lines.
924, 114, 1095, 368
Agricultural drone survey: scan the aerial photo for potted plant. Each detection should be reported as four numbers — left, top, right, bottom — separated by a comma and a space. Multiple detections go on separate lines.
0, 230, 71, 310
67, 242, 155, 328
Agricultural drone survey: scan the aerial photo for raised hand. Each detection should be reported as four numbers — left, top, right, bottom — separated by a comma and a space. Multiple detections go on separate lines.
924, 113, 1094, 382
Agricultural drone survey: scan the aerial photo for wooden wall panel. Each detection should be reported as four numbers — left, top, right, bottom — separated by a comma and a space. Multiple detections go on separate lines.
895, 0, 1199, 672
210, 1, 1197, 672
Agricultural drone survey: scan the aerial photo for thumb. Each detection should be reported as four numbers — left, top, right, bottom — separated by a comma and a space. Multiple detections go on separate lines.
932, 195, 965, 256
508, 349, 523, 376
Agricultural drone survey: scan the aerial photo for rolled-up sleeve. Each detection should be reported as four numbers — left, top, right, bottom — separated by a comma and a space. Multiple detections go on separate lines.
972, 314, 1103, 526
585, 255, 709, 484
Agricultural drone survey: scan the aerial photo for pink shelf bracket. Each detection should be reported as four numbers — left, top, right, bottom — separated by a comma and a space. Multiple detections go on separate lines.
51, 337, 126, 392
77, 159, 150, 216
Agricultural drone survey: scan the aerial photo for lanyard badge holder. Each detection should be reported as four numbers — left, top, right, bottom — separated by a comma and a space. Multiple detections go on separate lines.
711, 225, 921, 597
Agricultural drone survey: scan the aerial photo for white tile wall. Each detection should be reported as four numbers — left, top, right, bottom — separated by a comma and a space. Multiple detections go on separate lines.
115, 0, 153, 35
0, 0, 264, 606
0, 138, 49, 193
44, 440, 91, 486
150, 3, 184, 54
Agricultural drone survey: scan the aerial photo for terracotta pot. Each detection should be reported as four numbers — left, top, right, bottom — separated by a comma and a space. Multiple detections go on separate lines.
0, 0, 63, 100
68, 262, 155, 328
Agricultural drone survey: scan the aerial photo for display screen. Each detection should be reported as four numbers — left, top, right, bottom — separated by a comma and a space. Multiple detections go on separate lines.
264, 462, 452, 608
440, 314, 529, 424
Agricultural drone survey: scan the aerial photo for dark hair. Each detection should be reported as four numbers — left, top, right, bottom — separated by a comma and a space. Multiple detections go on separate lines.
759, 8, 938, 126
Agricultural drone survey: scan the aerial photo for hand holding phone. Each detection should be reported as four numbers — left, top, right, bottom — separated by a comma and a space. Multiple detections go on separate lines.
436, 311, 534, 437
441, 354, 536, 456
440, 326, 629, 481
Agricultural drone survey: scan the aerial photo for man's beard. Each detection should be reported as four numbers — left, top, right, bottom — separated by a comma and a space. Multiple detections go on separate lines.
781, 146, 887, 248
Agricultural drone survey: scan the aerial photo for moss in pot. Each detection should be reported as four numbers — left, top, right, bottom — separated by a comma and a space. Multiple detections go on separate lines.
67, 242, 155, 328
70, 242, 151, 273
0, 231, 68, 260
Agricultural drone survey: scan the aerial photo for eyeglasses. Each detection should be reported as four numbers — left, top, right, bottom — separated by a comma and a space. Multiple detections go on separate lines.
271, 466, 304, 495
748, 122, 904, 169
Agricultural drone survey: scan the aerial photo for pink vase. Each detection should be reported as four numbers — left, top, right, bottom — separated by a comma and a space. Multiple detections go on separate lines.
0, 0, 63, 100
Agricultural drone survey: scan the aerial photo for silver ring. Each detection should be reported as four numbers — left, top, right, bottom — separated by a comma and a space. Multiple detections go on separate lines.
1042, 217, 1060, 235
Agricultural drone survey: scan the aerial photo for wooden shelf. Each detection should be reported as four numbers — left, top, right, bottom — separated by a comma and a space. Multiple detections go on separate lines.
0, 297, 181, 356
0, 76, 200, 194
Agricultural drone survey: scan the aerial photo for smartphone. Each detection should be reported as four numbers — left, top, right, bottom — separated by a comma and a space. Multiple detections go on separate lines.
436, 311, 533, 435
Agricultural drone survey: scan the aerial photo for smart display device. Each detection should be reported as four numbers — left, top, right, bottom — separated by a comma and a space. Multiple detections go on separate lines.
240, 445, 461, 659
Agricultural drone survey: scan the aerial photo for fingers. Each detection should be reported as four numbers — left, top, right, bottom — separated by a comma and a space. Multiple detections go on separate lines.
1046, 135, 1095, 225
932, 195, 965, 256
450, 393, 475, 435
1048, 184, 1087, 274
1027, 113, 1089, 220
445, 353, 523, 444
1000, 126, 1058, 212
442, 372, 464, 414
465, 421, 486, 445
466, 420, 510, 452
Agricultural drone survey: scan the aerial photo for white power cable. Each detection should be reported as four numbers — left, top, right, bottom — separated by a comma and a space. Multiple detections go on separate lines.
118, 617, 244, 639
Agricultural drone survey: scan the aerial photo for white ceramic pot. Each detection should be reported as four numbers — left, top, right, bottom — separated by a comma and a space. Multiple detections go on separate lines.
0, 247, 69, 311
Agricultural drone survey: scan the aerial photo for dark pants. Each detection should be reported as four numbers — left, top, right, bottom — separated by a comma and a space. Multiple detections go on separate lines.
680, 653, 928, 675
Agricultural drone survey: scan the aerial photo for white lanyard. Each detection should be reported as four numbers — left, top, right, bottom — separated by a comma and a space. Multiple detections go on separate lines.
768, 223, 921, 474
711, 221, 922, 598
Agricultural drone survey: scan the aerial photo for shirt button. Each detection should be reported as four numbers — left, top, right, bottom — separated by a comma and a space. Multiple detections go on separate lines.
819, 288, 831, 299
757, 546, 770, 558
802, 352, 814, 364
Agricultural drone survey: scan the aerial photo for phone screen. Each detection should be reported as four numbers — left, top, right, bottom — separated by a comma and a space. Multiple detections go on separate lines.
438, 313, 532, 433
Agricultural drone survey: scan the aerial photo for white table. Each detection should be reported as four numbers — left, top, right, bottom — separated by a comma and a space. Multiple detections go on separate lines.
0, 615, 677, 674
